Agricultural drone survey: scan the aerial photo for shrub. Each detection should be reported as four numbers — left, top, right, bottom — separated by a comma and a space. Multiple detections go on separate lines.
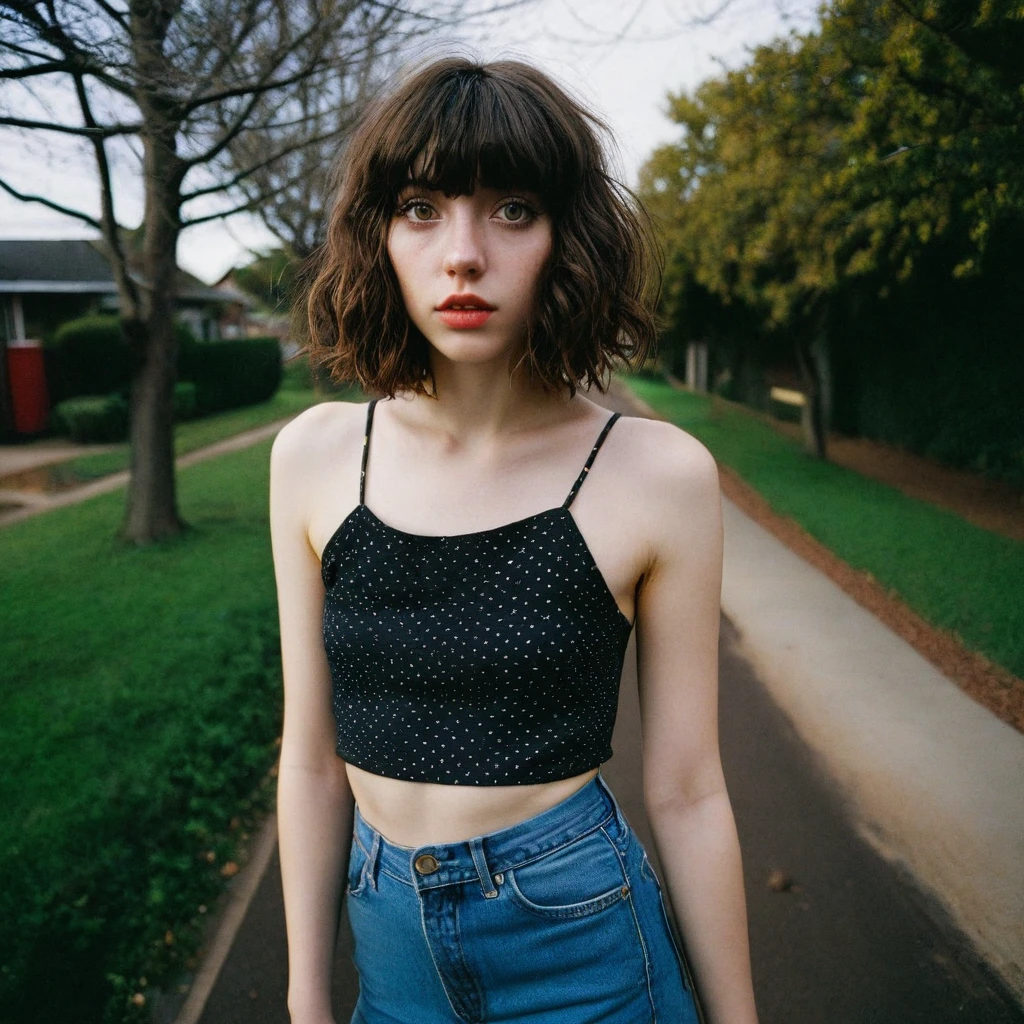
50, 393, 129, 443
46, 316, 132, 404
173, 381, 198, 421
178, 338, 282, 416
45, 316, 199, 405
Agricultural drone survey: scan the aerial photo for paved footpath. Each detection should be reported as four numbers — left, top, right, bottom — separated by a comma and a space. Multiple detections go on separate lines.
151, 382, 1024, 1024
0, 417, 296, 527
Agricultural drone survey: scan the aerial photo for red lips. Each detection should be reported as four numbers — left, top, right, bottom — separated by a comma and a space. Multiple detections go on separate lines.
436, 293, 495, 329
436, 293, 495, 311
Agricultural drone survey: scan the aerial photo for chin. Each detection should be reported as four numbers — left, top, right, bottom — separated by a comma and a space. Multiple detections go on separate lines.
428, 333, 522, 366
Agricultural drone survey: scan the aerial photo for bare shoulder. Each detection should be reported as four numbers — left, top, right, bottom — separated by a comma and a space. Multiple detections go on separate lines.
611, 414, 721, 565
270, 399, 366, 478
616, 414, 720, 507
269, 400, 370, 539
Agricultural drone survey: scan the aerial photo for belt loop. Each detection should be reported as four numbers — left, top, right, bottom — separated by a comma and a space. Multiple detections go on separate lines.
469, 838, 498, 899
367, 830, 381, 890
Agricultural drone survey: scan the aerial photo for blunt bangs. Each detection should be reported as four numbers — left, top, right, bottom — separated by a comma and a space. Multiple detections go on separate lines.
372, 66, 591, 215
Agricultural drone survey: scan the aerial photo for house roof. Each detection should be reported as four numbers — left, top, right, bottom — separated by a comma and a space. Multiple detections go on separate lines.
0, 238, 249, 304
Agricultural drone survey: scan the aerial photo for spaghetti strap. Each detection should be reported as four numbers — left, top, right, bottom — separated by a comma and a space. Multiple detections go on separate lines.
562, 411, 621, 509
359, 399, 378, 505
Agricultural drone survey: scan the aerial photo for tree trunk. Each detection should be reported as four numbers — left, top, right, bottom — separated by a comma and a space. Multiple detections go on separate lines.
795, 332, 830, 460
118, 124, 187, 544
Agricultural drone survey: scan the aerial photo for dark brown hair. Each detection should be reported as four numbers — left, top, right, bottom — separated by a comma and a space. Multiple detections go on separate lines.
299, 55, 662, 398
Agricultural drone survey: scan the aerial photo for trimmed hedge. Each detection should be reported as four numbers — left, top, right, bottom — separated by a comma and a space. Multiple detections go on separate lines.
177, 337, 282, 417
43, 315, 282, 440
45, 316, 196, 406
50, 383, 201, 443
50, 393, 130, 443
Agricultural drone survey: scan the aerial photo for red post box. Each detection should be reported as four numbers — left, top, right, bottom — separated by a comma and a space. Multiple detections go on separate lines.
6, 339, 51, 435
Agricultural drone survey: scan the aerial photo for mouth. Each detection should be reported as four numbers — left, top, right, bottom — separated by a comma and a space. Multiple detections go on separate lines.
436, 293, 495, 311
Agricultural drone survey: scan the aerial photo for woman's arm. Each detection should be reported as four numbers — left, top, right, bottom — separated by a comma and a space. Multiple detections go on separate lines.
270, 413, 355, 1024
633, 424, 758, 1024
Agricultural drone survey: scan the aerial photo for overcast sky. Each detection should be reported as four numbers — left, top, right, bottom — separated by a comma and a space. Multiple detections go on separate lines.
0, 0, 818, 284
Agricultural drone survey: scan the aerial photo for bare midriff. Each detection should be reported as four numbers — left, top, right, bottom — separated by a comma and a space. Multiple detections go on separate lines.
344, 762, 601, 848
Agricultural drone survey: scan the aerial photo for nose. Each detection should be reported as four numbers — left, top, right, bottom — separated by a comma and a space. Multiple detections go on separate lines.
442, 207, 486, 279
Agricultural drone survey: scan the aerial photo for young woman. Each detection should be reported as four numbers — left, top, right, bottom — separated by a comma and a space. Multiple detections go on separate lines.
270, 55, 758, 1024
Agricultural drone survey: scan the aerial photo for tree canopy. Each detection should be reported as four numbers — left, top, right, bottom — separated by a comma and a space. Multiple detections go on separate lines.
640, 0, 1024, 461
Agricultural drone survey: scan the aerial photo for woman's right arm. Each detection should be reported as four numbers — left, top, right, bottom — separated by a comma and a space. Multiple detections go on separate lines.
270, 412, 355, 1024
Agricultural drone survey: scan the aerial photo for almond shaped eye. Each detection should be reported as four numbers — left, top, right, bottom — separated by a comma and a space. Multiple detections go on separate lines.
411, 203, 434, 221
502, 202, 526, 221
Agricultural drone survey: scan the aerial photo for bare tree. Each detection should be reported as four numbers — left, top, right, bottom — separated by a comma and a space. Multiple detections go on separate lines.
0, 0, 501, 543
222, 30, 387, 262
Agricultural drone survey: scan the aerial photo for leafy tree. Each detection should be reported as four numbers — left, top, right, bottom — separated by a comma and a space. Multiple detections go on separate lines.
640, 0, 1024, 458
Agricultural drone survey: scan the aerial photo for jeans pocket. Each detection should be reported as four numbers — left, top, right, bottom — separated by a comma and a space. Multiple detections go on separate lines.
505, 823, 629, 919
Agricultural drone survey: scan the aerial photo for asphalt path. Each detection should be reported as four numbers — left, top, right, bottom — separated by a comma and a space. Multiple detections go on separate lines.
193, 613, 1022, 1024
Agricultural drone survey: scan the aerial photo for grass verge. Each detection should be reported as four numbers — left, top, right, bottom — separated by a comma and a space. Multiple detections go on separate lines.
0, 391, 359, 1024
621, 374, 1024, 681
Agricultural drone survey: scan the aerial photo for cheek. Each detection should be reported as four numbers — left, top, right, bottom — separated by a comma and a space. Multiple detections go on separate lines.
386, 229, 417, 299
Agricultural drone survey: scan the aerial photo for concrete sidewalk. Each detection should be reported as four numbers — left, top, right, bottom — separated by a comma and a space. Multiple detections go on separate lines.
620, 382, 1024, 1001
720, 499, 1024, 997
0, 416, 297, 528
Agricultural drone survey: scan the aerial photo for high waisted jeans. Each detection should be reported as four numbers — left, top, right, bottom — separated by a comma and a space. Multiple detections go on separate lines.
344, 770, 704, 1023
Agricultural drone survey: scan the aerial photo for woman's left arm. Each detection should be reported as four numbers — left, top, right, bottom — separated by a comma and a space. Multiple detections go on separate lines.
633, 424, 758, 1024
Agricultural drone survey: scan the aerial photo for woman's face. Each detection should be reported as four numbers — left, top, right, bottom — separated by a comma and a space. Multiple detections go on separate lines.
386, 182, 553, 368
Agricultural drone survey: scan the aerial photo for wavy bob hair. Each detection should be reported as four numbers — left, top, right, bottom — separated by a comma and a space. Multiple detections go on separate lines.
300, 55, 662, 398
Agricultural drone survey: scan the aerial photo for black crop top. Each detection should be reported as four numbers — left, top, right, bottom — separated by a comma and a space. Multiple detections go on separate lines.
320, 400, 633, 785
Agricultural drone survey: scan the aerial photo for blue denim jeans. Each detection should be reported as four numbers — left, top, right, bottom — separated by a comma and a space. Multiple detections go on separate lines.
344, 770, 703, 1023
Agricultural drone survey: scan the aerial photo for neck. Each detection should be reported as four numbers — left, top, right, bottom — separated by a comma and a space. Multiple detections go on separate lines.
394, 349, 575, 442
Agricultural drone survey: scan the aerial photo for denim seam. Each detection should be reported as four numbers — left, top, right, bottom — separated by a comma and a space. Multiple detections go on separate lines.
648, 863, 699, 1002
451, 893, 485, 1022
502, 818, 629, 918
600, 822, 658, 1023
504, 872, 627, 919
348, 833, 371, 896
416, 892, 468, 1023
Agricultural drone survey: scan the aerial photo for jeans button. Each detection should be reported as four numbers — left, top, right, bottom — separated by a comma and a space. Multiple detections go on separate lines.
414, 853, 439, 874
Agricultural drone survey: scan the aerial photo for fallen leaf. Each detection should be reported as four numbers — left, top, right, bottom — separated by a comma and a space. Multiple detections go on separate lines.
767, 869, 795, 892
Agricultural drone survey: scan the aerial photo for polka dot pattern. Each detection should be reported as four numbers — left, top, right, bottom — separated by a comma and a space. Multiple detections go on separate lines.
320, 401, 634, 786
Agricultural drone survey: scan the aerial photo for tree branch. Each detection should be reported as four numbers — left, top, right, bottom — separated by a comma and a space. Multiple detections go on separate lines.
180, 163, 316, 227
0, 175, 100, 228
0, 60, 74, 80
0, 115, 139, 136
72, 67, 140, 313
180, 124, 346, 202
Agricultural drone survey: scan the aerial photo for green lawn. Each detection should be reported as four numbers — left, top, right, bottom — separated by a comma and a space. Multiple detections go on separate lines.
56, 369, 360, 484
0, 387, 361, 1024
621, 374, 1024, 680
